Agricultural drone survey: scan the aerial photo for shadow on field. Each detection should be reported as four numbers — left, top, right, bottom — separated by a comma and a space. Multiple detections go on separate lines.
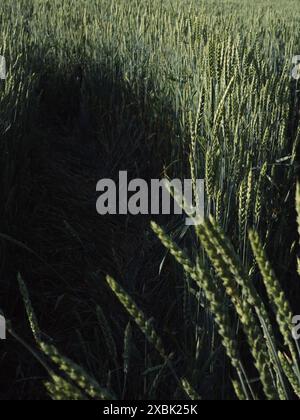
0, 54, 192, 400
2, 48, 299, 400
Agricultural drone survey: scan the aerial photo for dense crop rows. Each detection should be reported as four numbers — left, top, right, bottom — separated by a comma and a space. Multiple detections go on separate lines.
0, 0, 299, 400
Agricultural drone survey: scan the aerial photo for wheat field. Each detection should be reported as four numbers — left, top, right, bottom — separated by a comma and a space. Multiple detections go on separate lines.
0, 0, 300, 400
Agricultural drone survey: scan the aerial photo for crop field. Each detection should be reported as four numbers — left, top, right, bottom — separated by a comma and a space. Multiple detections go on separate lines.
0, 0, 300, 401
